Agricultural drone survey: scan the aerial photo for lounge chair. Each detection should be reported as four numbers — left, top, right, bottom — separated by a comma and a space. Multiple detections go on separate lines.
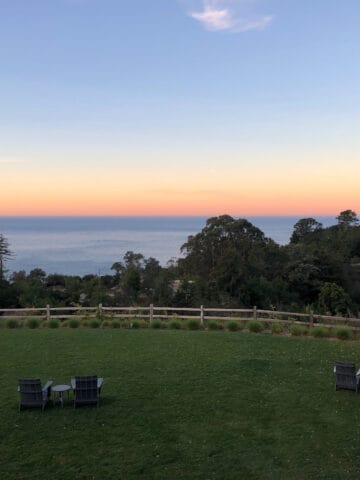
18, 379, 53, 411
334, 362, 360, 393
71, 375, 103, 408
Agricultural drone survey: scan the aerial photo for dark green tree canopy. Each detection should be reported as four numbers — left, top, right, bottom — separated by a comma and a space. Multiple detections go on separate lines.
336, 210, 359, 227
290, 218, 323, 243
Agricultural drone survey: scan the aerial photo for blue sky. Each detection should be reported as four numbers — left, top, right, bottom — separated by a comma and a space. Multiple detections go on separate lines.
1, 1, 359, 215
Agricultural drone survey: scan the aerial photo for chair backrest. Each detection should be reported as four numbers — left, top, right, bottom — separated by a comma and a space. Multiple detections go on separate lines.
335, 362, 357, 391
74, 375, 98, 402
18, 379, 43, 406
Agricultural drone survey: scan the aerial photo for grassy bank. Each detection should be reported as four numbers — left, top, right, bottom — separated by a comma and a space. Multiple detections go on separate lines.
1, 329, 360, 479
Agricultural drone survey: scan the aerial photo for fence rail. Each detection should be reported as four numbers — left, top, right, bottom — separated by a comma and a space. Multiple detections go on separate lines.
0, 304, 359, 330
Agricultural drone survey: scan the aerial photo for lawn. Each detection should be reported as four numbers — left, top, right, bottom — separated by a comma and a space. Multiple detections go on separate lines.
1, 329, 360, 479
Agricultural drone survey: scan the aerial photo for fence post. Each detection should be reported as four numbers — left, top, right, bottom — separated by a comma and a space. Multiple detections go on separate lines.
200, 305, 204, 325
253, 306, 257, 321
46, 304, 50, 322
309, 310, 314, 328
98, 303, 103, 320
150, 304, 154, 324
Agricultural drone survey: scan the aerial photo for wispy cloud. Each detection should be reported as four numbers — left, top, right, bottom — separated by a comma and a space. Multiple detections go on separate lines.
188, 0, 274, 33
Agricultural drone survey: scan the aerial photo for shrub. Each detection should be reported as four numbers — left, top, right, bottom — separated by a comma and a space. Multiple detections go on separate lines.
131, 320, 141, 329
289, 324, 307, 336
101, 320, 111, 328
169, 320, 182, 330
111, 319, 120, 328
89, 319, 100, 328
81, 318, 89, 327
150, 319, 162, 329
61, 320, 69, 328
47, 319, 60, 329
6, 319, 19, 329
227, 321, 240, 332
207, 321, 220, 331
68, 318, 80, 329
271, 323, 283, 334
335, 326, 353, 341
247, 321, 263, 333
311, 326, 329, 338
217, 322, 225, 330
26, 318, 40, 329
187, 319, 201, 330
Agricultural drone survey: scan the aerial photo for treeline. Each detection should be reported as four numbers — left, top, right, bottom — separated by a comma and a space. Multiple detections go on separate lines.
1, 210, 359, 316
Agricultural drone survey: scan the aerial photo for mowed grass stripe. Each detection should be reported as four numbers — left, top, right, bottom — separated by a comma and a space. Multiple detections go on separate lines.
1, 329, 360, 479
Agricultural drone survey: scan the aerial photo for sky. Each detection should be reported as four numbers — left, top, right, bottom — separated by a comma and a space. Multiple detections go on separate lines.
0, 0, 359, 216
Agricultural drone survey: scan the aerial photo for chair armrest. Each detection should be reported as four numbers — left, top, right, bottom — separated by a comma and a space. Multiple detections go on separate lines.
71, 378, 76, 390
333, 366, 336, 374
356, 369, 360, 377
97, 378, 103, 389
42, 380, 53, 392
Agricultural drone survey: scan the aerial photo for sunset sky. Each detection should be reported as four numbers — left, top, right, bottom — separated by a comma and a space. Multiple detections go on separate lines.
1, 0, 359, 216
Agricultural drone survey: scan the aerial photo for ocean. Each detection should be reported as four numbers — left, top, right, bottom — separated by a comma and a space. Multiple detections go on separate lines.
0, 216, 336, 276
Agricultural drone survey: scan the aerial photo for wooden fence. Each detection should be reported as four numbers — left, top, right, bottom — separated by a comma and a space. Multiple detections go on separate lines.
0, 305, 360, 330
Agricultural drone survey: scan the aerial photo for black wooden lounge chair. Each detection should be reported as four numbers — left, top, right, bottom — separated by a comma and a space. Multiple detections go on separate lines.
334, 362, 360, 393
18, 379, 53, 411
71, 375, 103, 408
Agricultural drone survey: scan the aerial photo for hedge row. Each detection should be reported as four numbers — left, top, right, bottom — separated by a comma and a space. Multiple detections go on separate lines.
0, 317, 355, 340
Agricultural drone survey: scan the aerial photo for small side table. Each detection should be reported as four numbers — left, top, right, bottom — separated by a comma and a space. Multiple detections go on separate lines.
52, 384, 71, 407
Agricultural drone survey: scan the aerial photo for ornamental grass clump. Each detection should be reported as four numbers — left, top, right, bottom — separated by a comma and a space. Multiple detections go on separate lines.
6, 319, 19, 329
187, 319, 201, 330
131, 320, 140, 329
271, 323, 282, 335
247, 321, 263, 333
68, 318, 80, 329
335, 326, 353, 341
169, 320, 182, 330
89, 319, 100, 328
47, 319, 60, 329
289, 324, 308, 336
311, 326, 329, 338
111, 319, 120, 328
101, 320, 111, 328
151, 319, 162, 329
227, 321, 240, 332
26, 318, 40, 329
207, 321, 220, 331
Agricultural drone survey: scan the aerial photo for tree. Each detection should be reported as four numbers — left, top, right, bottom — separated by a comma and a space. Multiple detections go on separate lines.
0, 234, 14, 280
318, 282, 350, 315
336, 210, 359, 227
290, 218, 323, 243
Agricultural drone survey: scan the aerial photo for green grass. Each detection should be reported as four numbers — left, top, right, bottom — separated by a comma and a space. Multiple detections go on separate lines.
1, 329, 360, 479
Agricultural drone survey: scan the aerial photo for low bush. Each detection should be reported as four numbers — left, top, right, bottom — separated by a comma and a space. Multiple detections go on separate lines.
6, 319, 19, 329
247, 321, 263, 333
81, 318, 89, 327
111, 320, 121, 328
151, 319, 162, 329
271, 323, 283, 334
47, 319, 60, 329
227, 321, 240, 332
289, 324, 308, 336
335, 326, 353, 341
207, 321, 220, 331
61, 320, 69, 328
311, 326, 329, 338
169, 320, 182, 330
89, 319, 100, 328
69, 318, 80, 329
101, 320, 111, 328
131, 320, 141, 329
187, 319, 201, 330
26, 318, 40, 329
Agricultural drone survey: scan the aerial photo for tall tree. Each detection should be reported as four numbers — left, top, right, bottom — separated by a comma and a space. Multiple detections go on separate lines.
290, 218, 323, 243
336, 210, 359, 227
0, 234, 14, 280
